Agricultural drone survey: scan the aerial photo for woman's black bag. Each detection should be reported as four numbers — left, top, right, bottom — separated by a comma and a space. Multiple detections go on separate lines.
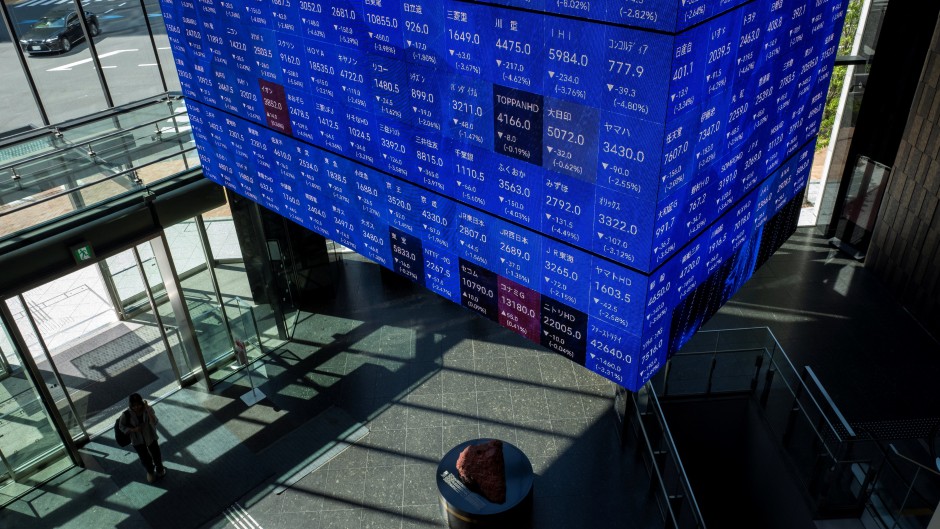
114, 413, 131, 447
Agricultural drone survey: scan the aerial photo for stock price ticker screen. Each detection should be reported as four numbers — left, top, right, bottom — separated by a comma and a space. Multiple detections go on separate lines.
162, 0, 848, 390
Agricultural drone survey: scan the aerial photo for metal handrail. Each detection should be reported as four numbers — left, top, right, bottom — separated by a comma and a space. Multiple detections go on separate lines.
666, 328, 855, 456
0, 145, 199, 220
888, 444, 940, 477
645, 384, 707, 527
805, 366, 857, 437
0, 110, 190, 173
625, 383, 707, 529
0, 93, 183, 150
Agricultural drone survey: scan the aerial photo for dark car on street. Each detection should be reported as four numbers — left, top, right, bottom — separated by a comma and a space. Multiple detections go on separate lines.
18, 10, 100, 55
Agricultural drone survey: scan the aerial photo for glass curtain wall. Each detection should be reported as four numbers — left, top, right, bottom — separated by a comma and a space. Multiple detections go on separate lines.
8, 256, 178, 440
0, 303, 70, 489
0, 0, 181, 139
0, 2, 44, 134
2, 0, 109, 126
128, 240, 201, 381
165, 201, 275, 387
144, 0, 180, 93
0, 206, 264, 449
91, 0, 167, 106
814, 0, 889, 229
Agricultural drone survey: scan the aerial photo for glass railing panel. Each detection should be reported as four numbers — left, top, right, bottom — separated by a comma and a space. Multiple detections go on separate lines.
708, 349, 763, 393
632, 383, 707, 529
658, 355, 713, 396
56, 100, 180, 146
0, 147, 198, 241
0, 134, 60, 166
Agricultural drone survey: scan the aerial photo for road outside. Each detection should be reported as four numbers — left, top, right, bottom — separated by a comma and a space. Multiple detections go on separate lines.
2, 0, 180, 134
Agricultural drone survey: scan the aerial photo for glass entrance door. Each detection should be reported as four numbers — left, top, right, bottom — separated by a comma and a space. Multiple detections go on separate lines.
8, 251, 179, 441
0, 309, 70, 492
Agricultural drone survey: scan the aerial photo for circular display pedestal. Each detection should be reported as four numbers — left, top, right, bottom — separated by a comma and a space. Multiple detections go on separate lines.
437, 439, 534, 529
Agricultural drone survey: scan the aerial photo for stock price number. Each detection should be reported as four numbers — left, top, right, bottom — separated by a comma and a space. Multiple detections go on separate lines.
495, 39, 532, 55
590, 339, 629, 362
497, 112, 532, 131
608, 61, 645, 77
498, 179, 532, 197
603, 142, 646, 162
421, 210, 449, 226
542, 313, 583, 340
499, 242, 531, 261
545, 195, 583, 215
545, 261, 579, 280
547, 48, 589, 67
594, 281, 631, 302
546, 126, 586, 146
461, 276, 493, 298
597, 214, 639, 235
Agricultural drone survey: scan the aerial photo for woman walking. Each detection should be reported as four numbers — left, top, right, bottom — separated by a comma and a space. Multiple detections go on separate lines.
119, 393, 166, 483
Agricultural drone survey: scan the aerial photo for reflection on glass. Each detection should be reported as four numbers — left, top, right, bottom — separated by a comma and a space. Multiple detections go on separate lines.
144, 0, 180, 93
105, 251, 149, 316
0, 314, 68, 480
5, 1, 108, 123
202, 205, 285, 376
13, 258, 177, 438
815, 0, 887, 230
0, 36, 44, 137
164, 219, 234, 375
94, 0, 166, 106
5, 296, 81, 439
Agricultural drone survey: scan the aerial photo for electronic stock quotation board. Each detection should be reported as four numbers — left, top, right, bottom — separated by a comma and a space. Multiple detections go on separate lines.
162, 0, 848, 390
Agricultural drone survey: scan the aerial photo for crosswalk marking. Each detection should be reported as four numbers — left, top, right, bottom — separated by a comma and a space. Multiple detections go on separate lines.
17, 0, 109, 7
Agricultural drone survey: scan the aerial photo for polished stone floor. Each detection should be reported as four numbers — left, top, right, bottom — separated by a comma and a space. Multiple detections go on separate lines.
1, 227, 937, 529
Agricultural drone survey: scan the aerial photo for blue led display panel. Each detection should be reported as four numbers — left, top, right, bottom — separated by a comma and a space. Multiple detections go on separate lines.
165, 0, 848, 390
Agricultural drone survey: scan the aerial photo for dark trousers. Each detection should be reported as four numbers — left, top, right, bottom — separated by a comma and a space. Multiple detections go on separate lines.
133, 440, 164, 474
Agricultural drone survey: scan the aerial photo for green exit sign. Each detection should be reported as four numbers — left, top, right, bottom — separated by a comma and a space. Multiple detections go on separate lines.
70, 242, 95, 264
